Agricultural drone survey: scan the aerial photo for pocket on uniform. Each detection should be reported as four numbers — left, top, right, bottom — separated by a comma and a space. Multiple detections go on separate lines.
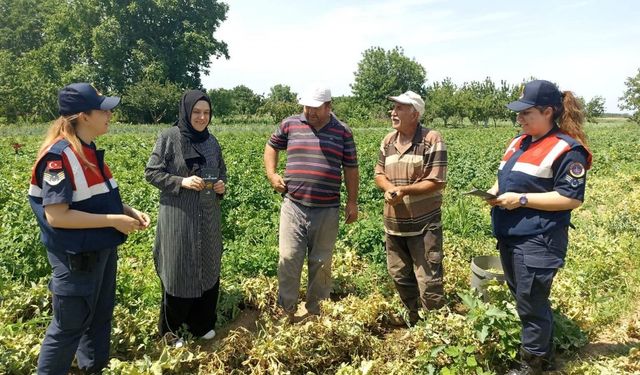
49, 269, 95, 296
49, 261, 96, 331
522, 234, 563, 269
543, 227, 569, 260
53, 294, 91, 331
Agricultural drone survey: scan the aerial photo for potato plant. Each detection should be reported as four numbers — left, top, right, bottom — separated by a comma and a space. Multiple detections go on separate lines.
1, 120, 638, 374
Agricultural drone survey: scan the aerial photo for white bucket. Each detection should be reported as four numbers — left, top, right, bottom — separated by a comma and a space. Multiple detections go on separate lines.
470, 255, 505, 300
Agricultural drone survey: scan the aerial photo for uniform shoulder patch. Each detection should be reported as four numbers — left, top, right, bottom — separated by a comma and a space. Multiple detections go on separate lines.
43, 170, 65, 186
43, 157, 65, 186
568, 162, 585, 178
47, 160, 63, 170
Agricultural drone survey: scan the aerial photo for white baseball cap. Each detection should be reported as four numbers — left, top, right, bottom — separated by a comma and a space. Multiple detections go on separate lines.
388, 90, 425, 117
298, 87, 332, 108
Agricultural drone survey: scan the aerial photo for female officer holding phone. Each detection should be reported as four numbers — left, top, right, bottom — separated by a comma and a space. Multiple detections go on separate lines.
486, 80, 591, 374
145, 90, 226, 344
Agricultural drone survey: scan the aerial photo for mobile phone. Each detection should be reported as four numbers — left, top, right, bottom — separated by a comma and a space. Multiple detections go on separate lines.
201, 167, 219, 190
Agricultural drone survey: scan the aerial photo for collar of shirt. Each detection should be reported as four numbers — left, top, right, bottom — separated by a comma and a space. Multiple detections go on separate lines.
299, 112, 337, 129
521, 124, 560, 149
391, 123, 424, 155
392, 122, 423, 144
80, 139, 97, 150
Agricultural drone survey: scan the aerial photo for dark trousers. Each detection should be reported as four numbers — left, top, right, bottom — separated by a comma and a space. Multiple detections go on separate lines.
386, 225, 445, 312
38, 247, 117, 375
159, 279, 220, 337
498, 227, 568, 357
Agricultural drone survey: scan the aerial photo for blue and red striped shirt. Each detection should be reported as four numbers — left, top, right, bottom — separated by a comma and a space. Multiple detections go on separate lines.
267, 113, 358, 207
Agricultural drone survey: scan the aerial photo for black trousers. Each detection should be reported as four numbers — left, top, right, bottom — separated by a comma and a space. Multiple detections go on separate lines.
159, 279, 220, 337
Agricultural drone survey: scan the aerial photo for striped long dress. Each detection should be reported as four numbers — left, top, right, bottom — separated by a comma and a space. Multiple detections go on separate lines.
145, 127, 226, 298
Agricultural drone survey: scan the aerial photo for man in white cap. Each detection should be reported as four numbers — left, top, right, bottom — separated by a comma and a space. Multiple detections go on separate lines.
264, 87, 359, 321
374, 90, 448, 325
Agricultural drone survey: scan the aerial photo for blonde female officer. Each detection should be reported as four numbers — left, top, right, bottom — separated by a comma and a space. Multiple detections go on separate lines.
28, 83, 150, 375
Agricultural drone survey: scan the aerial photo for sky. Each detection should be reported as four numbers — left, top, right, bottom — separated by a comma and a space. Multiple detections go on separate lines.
202, 0, 640, 113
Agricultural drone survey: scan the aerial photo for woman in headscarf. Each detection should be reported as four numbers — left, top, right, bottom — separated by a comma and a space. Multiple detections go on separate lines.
145, 90, 227, 345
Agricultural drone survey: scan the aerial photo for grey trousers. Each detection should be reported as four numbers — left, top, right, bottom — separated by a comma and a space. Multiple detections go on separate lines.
386, 225, 445, 313
277, 197, 339, 315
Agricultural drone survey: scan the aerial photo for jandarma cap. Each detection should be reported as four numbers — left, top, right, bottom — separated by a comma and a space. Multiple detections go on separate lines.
298, 87, 332, 108
388, 90, 425, 117
507, 80, 561, 112
58, 82, 121, 115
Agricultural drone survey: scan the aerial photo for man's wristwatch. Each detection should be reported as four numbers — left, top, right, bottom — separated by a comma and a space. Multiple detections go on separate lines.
519, 194, 528, 207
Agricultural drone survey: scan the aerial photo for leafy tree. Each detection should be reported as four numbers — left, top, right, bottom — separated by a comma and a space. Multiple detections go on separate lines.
0, 0, 229, 121
579, 96, 605, 124
119, 80, 182, 123
619, 68, 640, 124
230, 85, 263, 116
0, 0, 51, 53
208, 88, 234, 119
459, 78, 499, 127
267, 84, 297, 103
332, 96, 372, 124
498, 81, 522, 126
351, 46, 426, 116
258, 84, 299, 123
425, 78, 461, 127
258, 101, 300, 124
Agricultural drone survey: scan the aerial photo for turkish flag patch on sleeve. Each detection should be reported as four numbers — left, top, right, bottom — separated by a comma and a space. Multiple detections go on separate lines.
47, 160, 63, 170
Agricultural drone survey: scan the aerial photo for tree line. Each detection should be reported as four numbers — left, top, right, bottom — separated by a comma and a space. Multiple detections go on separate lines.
1, 1, 638, 125
204, 47, 609, 128
0, 0, 229, 123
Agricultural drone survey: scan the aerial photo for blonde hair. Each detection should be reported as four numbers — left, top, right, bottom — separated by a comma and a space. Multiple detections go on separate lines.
37, 113, 97, 171
554, 91, 588, 147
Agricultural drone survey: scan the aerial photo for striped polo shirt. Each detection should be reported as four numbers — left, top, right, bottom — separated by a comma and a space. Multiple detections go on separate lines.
267, 113, 358, 208
374, 125, 447, 236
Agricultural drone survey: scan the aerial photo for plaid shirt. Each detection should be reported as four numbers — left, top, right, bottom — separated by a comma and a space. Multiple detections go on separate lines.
374, 125, 447, 236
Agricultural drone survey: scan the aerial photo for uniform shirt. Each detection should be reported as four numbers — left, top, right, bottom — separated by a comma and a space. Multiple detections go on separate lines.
375, 125, 448, 236
267, 113, 358, 208
492, 126, 592, 238
28, 139, 125, 253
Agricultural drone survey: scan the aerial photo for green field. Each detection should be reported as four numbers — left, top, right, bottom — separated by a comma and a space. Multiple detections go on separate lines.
1, 119, 639, 374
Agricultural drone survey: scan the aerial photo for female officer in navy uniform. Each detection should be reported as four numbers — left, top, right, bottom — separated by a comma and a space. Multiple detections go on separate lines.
485, 80, 591, 375
28, 83, 150, 375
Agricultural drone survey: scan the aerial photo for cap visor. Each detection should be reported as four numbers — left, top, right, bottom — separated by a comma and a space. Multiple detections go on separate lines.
388, 95, 412, 105
298, 99, 324, 108
100, 96, 121, 111
506, 100, 534, 112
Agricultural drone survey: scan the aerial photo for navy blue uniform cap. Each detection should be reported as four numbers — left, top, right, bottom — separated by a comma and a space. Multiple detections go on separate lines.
58, 83, 120, 115
507, 80, 562, 112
